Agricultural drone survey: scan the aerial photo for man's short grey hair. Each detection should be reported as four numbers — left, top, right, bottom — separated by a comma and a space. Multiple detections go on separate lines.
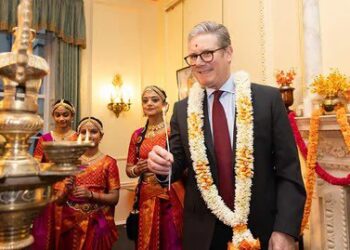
188, 21, 231, 48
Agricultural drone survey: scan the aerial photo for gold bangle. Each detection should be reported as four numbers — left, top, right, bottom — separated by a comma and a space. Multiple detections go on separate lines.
130, 166, 138, 177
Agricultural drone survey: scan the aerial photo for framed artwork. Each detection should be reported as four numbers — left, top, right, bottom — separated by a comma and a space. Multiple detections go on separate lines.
176, 66, 196, 100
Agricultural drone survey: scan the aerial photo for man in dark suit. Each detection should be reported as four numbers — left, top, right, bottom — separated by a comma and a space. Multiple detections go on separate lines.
148, 21, 306, 250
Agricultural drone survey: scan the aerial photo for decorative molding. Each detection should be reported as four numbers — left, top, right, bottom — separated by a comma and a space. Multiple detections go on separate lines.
295, 115, 350, 131
258, 0, 274, 85
324, 195, 336, 249
115, 219, 126, 225
258, 0, 267, 84
116, 156, 127, 161
120, 180, 137, 190
164, 0, 182, 12
317, 133, 350, 160
340, 188, 349, 250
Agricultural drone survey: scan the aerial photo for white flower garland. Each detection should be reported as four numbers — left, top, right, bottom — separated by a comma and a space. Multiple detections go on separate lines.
187, 71, 260, 248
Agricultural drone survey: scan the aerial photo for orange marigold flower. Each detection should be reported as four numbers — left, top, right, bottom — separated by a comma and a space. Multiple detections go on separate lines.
233, 224, 247, 233
300, 108, 322, 233
275, 69, 296, 86
228, 239, 261, 250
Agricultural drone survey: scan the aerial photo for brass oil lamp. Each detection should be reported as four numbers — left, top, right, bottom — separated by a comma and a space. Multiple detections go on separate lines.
0, 1, 92, 249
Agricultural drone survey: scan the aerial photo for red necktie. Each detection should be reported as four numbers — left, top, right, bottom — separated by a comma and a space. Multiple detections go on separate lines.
212, 90, 235, 209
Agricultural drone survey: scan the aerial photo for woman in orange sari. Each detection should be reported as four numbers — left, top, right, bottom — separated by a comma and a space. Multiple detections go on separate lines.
32, 99, 78, 250
55, 116, 120, 249
126, 85, 184, 250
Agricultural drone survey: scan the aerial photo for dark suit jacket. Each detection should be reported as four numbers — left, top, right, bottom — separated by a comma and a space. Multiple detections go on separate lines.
169, 83, 306, 250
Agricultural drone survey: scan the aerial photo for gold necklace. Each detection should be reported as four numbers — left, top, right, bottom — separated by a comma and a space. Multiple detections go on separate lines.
52, 130, 75, 141
146, 123, 165, 138
80, 151, 104, 166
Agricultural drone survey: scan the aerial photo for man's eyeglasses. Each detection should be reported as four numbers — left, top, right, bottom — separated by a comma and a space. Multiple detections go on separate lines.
184, 47, 226, 66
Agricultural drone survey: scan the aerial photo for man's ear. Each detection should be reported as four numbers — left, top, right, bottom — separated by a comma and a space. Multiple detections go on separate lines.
226, 45, 233, 62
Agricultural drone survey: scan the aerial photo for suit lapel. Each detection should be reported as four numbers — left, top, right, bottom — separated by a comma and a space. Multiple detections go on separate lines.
203, 91, 218, 183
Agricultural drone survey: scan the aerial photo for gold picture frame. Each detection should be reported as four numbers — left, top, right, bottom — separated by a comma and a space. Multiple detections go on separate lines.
176, 66, 196, 100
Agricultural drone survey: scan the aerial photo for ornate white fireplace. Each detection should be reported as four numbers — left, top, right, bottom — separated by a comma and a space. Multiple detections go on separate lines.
296, 115, 350, 250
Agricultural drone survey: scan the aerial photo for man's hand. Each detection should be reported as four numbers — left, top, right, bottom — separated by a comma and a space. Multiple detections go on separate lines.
148, 145, 173, 176
268, 231, 296, 250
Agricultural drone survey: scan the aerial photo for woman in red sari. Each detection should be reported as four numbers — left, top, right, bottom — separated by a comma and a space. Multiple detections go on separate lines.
32, 99, 78, 250
33, 99, 78, 162
55, 116, 120, 250
126, 85, 184, 250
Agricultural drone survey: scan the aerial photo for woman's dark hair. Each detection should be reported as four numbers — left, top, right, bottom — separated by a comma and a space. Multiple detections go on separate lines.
52, 99, 75, 115
78, 116, 103, 128
142, 85, 167, 104
135, 120, 148, 159
137, 85, 168, 158
53, 99, 74, 108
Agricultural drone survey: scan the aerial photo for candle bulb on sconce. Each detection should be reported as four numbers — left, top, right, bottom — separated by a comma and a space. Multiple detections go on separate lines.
107, 73, 132, 117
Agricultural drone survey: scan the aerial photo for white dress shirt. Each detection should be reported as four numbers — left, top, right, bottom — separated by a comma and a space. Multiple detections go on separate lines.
206, 74, 236, 148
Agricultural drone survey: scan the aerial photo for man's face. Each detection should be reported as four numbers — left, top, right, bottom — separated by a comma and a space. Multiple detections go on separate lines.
187, 33, 233, 89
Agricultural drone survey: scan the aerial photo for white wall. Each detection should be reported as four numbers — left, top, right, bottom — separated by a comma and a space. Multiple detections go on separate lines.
319, 0, 350, 75
164, 0, 305, 108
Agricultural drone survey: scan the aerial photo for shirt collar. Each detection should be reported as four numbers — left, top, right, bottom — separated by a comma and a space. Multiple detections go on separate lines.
206, 73, 235, 97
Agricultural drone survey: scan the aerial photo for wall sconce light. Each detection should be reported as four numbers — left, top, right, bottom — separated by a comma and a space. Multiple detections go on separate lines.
107, 74, 132, 117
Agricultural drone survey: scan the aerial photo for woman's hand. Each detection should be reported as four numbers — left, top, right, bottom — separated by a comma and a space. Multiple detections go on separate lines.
63, 176, 75, 194
55, 176, 75, 205
135, 159, 148, 175
73, 186, 92, 199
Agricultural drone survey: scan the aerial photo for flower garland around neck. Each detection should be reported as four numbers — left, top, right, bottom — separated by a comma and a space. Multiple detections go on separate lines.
187, 71, 260, 249
300, 105, 350, 234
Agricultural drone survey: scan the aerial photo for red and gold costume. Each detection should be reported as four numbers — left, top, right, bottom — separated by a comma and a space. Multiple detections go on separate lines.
55, 155, 120, 250
127, 128, 185, 250
31, 131, 78, 250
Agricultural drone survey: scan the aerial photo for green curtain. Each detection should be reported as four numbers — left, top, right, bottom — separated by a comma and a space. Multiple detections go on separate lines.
0, 0, 85, 127
55, 39, 81, 128
0, 0, 86, 48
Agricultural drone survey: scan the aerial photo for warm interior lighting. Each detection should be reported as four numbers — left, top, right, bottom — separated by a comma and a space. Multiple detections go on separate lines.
107, 73, 132, 117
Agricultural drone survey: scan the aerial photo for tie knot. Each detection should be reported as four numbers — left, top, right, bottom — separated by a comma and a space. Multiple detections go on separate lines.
214, 90, 224, 100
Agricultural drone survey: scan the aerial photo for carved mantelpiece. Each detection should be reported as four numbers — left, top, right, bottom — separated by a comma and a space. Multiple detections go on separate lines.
296, 115, 350, 250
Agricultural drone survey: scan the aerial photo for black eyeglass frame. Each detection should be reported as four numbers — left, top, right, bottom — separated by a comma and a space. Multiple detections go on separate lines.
184, 46, 227, 66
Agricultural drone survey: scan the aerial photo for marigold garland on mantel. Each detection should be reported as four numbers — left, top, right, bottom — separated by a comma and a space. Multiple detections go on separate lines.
335, 106, 350, 151
299, 105, 350, 234
288, 111, 350, 187
300, 108, 322, 233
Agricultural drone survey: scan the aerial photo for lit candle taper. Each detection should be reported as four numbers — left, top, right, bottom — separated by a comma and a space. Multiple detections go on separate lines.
84, 130, 90, 143
162, 105, 171, 190
77, 133, 82, 144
